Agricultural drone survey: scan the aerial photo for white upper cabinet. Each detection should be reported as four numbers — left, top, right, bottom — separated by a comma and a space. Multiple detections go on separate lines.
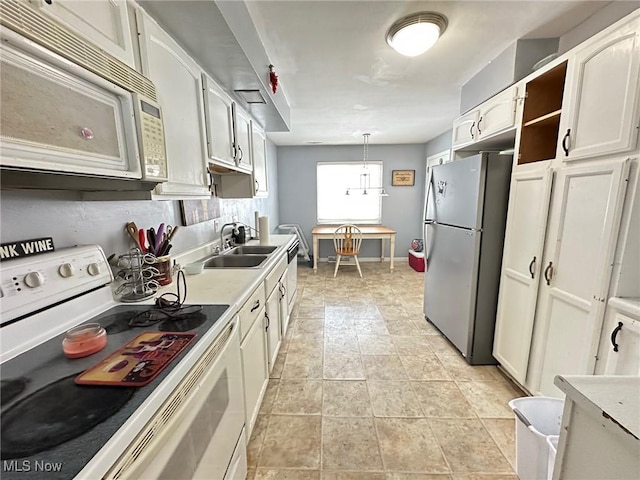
452, 110, 479, 148
202, 74, 235, 169
557, 12, 640, 162
252, 123, 268, 197
137, 11, 210, 197
477, 84, 519, 139
493, 166, 554, 383
529, 158, 630, 396
33, 0, 136, 68
233, 105, 252, 174
452, 83, 520, 150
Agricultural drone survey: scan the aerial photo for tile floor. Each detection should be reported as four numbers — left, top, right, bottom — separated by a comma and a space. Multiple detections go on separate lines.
247, 261, 524, 480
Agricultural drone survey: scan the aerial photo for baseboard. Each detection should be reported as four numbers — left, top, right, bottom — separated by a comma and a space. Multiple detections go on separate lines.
319, 256, 408, 263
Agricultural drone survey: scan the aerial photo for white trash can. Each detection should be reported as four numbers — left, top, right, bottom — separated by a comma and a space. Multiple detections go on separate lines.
508, 397, 564, 480
546, 435, 559, 480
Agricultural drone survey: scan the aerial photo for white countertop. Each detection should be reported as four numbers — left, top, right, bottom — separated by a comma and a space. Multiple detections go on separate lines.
554, 375, 640, 440
145, 234, 296, 309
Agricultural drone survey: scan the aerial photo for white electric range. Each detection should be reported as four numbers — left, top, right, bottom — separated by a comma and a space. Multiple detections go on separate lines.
0, 245, 246, 480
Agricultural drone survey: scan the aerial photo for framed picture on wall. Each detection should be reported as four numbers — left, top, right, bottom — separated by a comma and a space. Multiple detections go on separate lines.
392, 170, 415, 186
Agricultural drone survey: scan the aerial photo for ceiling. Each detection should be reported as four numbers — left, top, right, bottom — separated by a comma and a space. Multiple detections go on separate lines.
244, 0, 610, 146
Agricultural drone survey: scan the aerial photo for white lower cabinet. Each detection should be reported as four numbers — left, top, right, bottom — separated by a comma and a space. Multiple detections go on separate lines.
494, 158, 631, 396
493, 165, 554, 383
278, 276, 289, 337
595, 299, 640, 375
265, 286, 281, 370
240, 306, 268, 438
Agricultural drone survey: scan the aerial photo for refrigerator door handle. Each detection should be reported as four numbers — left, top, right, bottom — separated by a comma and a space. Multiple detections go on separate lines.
424, 167, 436, 271
424, 167, 435, 222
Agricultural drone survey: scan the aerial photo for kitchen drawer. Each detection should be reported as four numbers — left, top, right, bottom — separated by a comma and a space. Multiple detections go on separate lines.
238, 284, 266, 341
264, 255, 287, 295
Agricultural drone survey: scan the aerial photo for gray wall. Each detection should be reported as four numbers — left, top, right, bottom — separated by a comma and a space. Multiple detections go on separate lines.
277, 144, 426, 260
0, 140, 279, 258
460, 39, 558, 114
558, 2, 639, 54
425, 129, 453, 158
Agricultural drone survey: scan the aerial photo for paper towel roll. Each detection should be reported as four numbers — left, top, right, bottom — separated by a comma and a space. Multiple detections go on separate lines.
258, 216, 270, 245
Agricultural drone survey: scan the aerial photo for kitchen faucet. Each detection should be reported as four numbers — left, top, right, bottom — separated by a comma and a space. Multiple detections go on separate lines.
219, 223, 237, 251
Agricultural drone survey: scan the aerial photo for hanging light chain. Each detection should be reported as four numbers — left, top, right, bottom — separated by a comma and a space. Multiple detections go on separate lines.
362, 133, 370, 169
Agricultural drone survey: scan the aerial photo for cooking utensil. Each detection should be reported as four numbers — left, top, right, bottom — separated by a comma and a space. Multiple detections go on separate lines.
167, 225, 179, 242
147, 228, 156, 254
138, 229, 147, 253
125, 222, 142, 250
155, 224, 165, 256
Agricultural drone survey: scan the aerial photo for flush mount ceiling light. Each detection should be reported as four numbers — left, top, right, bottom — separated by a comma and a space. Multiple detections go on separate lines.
386, 12, 448, 57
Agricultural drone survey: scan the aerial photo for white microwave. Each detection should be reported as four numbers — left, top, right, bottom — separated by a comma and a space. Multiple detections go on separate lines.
0, 25, 168, 182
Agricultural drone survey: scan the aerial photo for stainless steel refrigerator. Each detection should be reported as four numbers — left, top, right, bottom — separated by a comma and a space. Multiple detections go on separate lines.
423, 152, 512, 365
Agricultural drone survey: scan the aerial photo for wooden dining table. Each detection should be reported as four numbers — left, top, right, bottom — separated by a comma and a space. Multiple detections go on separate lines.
311, 225, 397, 272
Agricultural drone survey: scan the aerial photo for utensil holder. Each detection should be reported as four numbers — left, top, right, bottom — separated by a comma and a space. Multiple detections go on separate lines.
114, 248, 160, 303
153, 255, 172, 286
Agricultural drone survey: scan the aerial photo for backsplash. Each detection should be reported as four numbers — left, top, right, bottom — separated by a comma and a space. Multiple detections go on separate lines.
0, 190, 278, 260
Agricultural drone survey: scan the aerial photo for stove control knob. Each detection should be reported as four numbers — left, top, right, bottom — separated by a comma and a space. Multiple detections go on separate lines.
24, 271, 45, 288
58, 263, 75, 278
87, 263, 101, 276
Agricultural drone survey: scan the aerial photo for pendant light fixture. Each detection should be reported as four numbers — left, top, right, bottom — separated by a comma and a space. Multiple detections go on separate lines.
345, 133, 389, 197
386, 12, 448, 57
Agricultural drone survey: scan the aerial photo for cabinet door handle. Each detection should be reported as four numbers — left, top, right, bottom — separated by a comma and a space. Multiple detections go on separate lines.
611, 321, 623, 352
528, 256, 536, 279
265, 313, 270, 330
543, 261, 553, 285
477, 116, 483, 135
250, 299, 260, 312
470, 121, 476, 139
562, 129, 571, 156
237, 145, 243, 162
255, 179, 259, 193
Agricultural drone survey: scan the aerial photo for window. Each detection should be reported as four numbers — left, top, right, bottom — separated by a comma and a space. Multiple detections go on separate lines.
317, 162, 383, 224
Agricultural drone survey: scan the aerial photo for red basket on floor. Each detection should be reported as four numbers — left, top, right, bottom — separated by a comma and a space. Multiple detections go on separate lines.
408, 249, 425, 272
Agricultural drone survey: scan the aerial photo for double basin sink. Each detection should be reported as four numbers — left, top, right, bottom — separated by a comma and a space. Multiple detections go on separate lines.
202, 245, 278, 269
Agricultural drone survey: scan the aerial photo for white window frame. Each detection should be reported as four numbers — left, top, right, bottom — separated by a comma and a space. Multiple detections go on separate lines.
316, 161, 383, 225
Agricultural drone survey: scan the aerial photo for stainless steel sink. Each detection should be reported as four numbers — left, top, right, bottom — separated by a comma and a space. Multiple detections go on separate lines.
203, 255, 268, 269
227, 245, 278, 255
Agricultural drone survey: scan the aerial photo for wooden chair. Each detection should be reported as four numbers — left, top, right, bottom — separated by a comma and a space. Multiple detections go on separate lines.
333, 224, 363, 278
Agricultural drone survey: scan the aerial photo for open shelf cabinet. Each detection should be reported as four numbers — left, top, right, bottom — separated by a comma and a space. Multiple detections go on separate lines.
518, 61, 568, 165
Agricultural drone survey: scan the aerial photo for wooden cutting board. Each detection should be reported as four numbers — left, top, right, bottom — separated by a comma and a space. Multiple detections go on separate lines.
75, 332, 196, 387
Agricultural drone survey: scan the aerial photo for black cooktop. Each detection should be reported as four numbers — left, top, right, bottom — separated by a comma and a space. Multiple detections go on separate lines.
0, 304, 229, 480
